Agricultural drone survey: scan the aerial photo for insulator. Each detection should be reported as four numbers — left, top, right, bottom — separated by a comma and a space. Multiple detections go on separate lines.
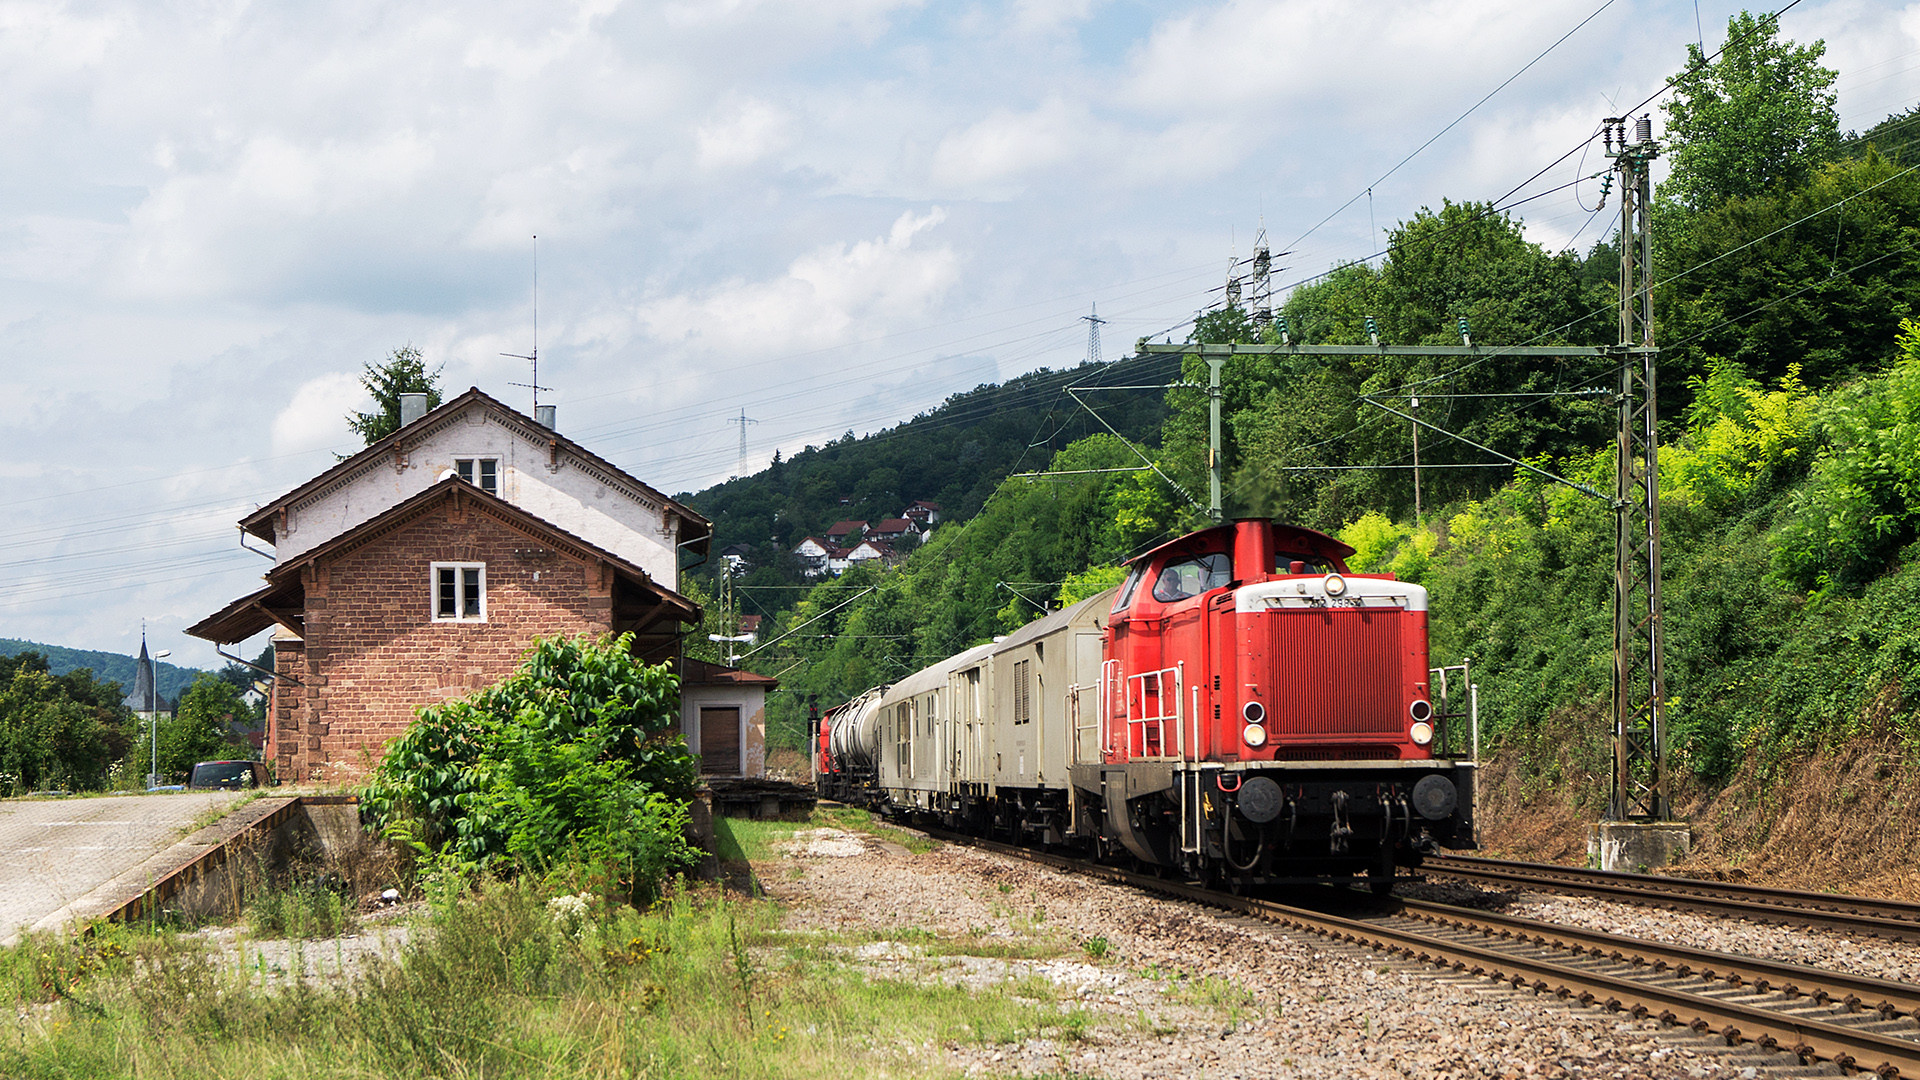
1635, 114, 1653, 144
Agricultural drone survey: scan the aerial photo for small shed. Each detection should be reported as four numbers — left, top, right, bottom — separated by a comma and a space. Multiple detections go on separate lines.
680, 658, 778, 778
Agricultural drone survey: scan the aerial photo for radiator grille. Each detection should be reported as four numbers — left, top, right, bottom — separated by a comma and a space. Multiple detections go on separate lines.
1267, 609, 1403, 735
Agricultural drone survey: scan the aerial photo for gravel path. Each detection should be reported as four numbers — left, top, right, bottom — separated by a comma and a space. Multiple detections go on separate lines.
759, 829, 1826, 1079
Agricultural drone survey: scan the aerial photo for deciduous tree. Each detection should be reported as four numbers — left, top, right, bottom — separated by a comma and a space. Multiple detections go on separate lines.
1661, 11, 1839, 210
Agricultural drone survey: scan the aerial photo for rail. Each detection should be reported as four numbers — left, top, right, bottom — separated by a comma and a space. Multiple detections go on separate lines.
924, 829, 1920, 1079
1424, 854, 1920, 942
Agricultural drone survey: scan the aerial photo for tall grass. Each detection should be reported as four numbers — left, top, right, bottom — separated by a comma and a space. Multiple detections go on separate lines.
245, 882, 358, 940
2, 876, 1082, 1079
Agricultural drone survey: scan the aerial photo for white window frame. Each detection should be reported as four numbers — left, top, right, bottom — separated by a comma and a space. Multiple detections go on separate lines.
453, 457, 500, 495
432, 562, 487, 623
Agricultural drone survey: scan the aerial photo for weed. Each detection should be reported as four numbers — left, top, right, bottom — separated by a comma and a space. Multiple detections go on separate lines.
1008, 974, 1058, 1000
1080, 936, 1110, 960
245, 883, 357, 940
728, 912, 754, 1029
1167, 974, 1253, 1009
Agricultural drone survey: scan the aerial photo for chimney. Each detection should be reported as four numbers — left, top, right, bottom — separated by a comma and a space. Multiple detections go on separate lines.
399, 393, 429, 427
535, 404, 557, 430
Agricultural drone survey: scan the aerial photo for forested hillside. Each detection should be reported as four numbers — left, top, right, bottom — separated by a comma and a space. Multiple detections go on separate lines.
0, 638, 203, 704
715, 5, 1920, 857
676, 352, 1178, 611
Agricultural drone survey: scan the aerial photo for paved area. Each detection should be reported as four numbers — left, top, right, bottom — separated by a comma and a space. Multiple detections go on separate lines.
0, 792, 252, 943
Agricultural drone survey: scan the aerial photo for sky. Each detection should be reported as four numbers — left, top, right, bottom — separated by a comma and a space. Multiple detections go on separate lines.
3, 0, 1918, 672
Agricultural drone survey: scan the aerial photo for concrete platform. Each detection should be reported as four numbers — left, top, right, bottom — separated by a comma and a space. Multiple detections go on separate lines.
0, 792, 287, 945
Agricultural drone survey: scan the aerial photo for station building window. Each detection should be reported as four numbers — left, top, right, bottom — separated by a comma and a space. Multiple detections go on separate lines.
454, 458, 499, 494
433, 562, 486, 622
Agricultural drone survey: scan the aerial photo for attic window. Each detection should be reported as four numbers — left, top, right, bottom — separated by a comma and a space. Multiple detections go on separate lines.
433, 562, 486, 622
455, 458, 498, 494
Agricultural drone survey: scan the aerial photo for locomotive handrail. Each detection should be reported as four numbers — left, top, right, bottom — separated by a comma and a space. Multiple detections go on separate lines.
1068, 683, 1101, 766
1124, 663, 1184, 762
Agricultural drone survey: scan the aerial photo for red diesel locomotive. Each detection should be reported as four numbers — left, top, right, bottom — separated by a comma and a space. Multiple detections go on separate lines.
815, 518, 1475, 891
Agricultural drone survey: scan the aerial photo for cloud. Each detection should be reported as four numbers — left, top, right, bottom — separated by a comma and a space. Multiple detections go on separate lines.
637, 208, 958, 355
696, 99, 796, 171
272, 373, 367, 457
1124, 0, 1560, 116
929, 99, 1087, 194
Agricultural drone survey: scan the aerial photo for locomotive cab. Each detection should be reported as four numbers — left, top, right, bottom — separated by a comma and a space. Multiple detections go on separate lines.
1094, 518, 1475, 891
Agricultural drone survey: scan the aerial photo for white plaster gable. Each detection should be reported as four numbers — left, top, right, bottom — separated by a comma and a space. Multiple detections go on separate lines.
269, 398, 682, 585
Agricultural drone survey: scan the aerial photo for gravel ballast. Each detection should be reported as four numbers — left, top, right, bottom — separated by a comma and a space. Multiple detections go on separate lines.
759, 828, 1832, 1078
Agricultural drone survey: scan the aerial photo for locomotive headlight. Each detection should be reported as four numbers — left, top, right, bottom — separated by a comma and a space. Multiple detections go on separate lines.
1242, 701, 1266, 724
1242, 722, 1269, 748
1323, 573, 1349, 598
1409, 721, 1434, 746
1409, 698, 1433, 722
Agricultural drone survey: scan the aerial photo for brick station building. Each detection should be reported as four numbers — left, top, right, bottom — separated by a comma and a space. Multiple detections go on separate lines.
189, 388, 752, 783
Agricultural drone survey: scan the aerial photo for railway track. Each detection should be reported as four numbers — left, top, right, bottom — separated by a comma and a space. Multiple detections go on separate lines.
1423, 854, 1920, 943
928, 831, 1920, 1078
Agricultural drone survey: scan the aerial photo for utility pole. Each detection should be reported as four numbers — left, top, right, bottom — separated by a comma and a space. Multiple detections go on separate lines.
729, 409, 759, 479
1411, 395, 1422, 526
1248, 228, 1273, 336
1081, 303, 1107, 365
1207, 356, 1224, 522
1605, 114, 1672, 830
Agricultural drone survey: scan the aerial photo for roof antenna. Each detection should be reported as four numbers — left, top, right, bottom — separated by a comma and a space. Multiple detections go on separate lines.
503, 234, 552, 409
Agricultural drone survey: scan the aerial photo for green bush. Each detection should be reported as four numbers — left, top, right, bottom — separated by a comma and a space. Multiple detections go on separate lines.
1774, 319, 1920, 591
361, 634, 699, 902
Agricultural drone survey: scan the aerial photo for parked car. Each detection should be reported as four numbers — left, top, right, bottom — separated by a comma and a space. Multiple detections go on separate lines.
187, 760, 270, 790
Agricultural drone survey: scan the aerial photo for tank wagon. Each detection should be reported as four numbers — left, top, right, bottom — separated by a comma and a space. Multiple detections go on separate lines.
815, 518, 1476, 891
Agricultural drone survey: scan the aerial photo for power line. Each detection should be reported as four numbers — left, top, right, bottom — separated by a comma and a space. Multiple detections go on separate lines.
1283, 0, 1622, 254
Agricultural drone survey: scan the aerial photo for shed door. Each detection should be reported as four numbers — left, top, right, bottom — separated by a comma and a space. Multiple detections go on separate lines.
699, 707, 742, 775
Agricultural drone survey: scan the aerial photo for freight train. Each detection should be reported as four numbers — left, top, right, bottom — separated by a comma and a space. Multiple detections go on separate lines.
813, 518, 1476, 892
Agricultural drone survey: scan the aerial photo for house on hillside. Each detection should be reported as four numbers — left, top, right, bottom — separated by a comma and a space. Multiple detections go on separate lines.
188, 388, 720, 783
867, 517, 916, 542
824, 520, 868, 545
845, 538, 897, 568
792, 536, 834, 577
902, 500, 941, 529
721, 543, 754, 572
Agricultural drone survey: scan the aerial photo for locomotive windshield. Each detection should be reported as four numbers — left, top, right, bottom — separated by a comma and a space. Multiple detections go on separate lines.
1112, 563, 1146, 613
1151, 552, 1232, 602
1275, 553, 1334, 574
